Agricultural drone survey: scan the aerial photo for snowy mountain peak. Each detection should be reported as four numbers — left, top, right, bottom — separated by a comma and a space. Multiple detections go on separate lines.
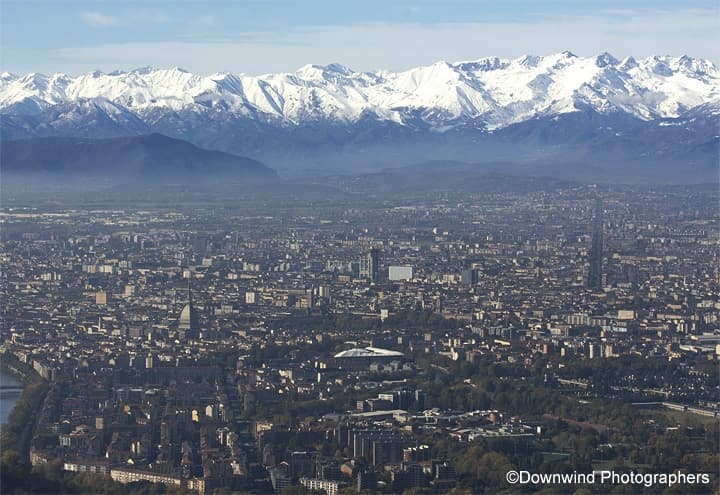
595, 52, 619, 67
618, 56, 638, 71
671, 55, 717, 75
1, 52, 718, 132
295, 63, 358, 86
457, 57, 508, 72
513, 55, 541, 68
129, 66, 154, 75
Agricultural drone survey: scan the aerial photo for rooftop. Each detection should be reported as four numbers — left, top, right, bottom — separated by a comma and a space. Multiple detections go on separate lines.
333, 347, 404, 358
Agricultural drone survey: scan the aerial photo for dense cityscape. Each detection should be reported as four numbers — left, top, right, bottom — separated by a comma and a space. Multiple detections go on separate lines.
1, 180, 718, 494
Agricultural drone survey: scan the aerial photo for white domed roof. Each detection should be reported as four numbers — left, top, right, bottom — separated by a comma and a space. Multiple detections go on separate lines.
333, 347, 404, 358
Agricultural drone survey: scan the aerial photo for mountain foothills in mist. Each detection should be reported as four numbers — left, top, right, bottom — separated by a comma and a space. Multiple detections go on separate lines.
1, 52, 718, 182
1, 134, 275, 181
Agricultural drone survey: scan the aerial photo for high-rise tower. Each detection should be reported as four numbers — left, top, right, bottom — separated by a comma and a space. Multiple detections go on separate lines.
587, 198, 604, 290
360, 248, 381, 283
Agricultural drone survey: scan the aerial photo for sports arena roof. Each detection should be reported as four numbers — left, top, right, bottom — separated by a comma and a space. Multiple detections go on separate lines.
333, 347, 404, 358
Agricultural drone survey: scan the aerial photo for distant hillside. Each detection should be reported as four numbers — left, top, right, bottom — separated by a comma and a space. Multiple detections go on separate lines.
1, 134, 276, 181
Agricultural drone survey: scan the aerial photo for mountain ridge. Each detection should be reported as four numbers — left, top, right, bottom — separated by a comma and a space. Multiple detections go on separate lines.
2, 52, 717, 130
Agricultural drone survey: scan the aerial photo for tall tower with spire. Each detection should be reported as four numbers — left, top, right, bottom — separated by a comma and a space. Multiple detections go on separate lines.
178, 271, 199, 340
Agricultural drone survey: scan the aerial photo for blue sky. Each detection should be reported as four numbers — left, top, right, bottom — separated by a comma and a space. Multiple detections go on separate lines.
1, 0, 718, 75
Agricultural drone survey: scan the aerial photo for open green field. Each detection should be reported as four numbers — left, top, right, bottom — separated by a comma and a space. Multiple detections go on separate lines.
637, 408, 720, 428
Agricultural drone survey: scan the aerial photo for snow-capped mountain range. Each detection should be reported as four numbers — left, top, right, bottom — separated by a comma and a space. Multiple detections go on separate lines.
1, 52, 718, 180
2, 51, 718, 130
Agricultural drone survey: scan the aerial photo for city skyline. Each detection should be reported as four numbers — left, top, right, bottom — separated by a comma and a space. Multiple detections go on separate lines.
1, 177, 718, 494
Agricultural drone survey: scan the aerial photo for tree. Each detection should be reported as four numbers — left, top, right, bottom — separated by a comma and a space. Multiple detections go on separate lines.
474, 452, 515, 490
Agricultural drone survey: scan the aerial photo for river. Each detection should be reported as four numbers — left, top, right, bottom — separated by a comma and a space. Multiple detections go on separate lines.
0, 369, 23, 424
